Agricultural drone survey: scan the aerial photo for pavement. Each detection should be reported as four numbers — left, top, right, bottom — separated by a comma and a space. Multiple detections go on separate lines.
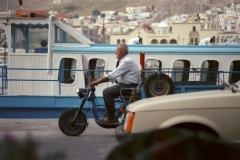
0, 118, 119, 160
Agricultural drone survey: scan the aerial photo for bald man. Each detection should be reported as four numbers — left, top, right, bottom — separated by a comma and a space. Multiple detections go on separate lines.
90, 43, 140, 123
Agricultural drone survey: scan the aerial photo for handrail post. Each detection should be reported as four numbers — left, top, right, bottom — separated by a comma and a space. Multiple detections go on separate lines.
1, 67, 3, 94
58, 68, 61, 95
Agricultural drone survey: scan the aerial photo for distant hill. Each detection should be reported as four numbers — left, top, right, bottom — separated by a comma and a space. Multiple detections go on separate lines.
0, 0, 237, 22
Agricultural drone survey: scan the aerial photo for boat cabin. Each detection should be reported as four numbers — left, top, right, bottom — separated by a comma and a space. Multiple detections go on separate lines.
0, 13, 240, 118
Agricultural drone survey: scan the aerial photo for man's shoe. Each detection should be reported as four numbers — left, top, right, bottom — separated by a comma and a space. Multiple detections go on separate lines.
98, 116, 118, 123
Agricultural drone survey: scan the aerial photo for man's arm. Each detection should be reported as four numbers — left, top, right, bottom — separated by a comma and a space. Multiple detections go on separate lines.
90, 76, 109, 87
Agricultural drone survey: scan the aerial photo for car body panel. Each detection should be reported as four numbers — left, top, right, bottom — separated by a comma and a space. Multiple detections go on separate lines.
127, 89, 240, 112
119, 85, 240, 142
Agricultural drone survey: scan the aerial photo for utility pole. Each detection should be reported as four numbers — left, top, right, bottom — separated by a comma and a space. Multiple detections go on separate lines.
7, 0, 8, 17
101, 13, 106, 44
177, 34, 180, 45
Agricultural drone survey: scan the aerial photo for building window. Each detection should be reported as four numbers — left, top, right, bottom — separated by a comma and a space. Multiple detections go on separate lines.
200, 60, 219, 82
172, 60, 190, 81
90, 30, 93, 36
58, 58, 77, 84
151, 39, 158, 44
229, 60, 240, 84
221, 36, 225, 42
195, 38, 198, 45
160, 39, 167, 44
169, 26, 172, 32
212, 24, 216, 29
193, 26, 196, 31
169, 39, 177, 44
122, 39, 125, 43
117, 39, 120, 44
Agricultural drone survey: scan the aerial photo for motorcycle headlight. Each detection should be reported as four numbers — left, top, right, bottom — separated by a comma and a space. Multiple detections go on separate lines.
77, 88, 88, 98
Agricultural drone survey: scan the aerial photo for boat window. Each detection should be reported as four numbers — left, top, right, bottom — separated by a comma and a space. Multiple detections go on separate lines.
0, 32, 3, 40
172, 60, 190, 81
89, 58, 105, 80
58, 58, 77, 84
29, 27, 48, 53
145, 59, 162, 78
229, 60, 240, 84
55, 26, 79, 43
200, 60, 219, 82
14, 28, 25, 52
11, 24, 48, 53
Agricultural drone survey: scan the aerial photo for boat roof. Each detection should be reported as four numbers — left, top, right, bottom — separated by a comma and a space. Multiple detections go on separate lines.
52, 44, 240, 55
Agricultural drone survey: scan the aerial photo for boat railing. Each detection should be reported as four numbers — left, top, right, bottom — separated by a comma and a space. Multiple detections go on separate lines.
0, 64, 7, 91
143, 68, 239, 86
1, 67, 239, 95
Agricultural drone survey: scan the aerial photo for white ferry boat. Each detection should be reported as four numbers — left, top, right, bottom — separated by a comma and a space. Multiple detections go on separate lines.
0, 11, 239, 118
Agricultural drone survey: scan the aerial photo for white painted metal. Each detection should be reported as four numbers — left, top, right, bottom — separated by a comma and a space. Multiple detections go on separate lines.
0, 16, 239, 96
7, 53, 53, 95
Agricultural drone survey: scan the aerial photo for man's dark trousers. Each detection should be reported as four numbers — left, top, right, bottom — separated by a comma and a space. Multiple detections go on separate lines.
103, 83, 138, 117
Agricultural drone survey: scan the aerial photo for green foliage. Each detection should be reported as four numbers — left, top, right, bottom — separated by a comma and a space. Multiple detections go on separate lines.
73, 14, 79, 18
101, 13, 106, 18
106, 128, 240, 160
0, 133, 65, 160
92, 9, 101, 16
64, 5, 77, 11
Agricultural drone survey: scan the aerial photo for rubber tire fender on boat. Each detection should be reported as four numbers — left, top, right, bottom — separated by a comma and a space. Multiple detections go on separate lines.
58, 108, 87, 136
144, 72, 174, 98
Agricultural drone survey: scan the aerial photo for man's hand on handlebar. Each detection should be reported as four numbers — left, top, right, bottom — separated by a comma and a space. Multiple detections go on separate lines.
90, 80, 99, 87
90, 77, 109, 87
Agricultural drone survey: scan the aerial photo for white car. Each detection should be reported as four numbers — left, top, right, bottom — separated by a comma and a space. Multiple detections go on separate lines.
115, 82, 240, 143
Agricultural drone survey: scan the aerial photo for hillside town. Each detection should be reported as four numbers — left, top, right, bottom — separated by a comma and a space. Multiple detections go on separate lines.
63, 2, 240, 45
0, 1, 240, 45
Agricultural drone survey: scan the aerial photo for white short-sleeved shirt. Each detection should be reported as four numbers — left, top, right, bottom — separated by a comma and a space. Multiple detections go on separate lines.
108, 55, 140, 84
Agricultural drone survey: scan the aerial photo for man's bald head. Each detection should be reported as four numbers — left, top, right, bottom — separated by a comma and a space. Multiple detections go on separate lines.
118, 43, 128, 54
115, 43, 129, 59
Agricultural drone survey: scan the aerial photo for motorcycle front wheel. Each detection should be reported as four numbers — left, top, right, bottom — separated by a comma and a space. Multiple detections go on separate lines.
58, 108, 87, 136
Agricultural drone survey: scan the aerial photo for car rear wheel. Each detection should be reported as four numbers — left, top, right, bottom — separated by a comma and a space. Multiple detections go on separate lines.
170, 123, 220, 138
